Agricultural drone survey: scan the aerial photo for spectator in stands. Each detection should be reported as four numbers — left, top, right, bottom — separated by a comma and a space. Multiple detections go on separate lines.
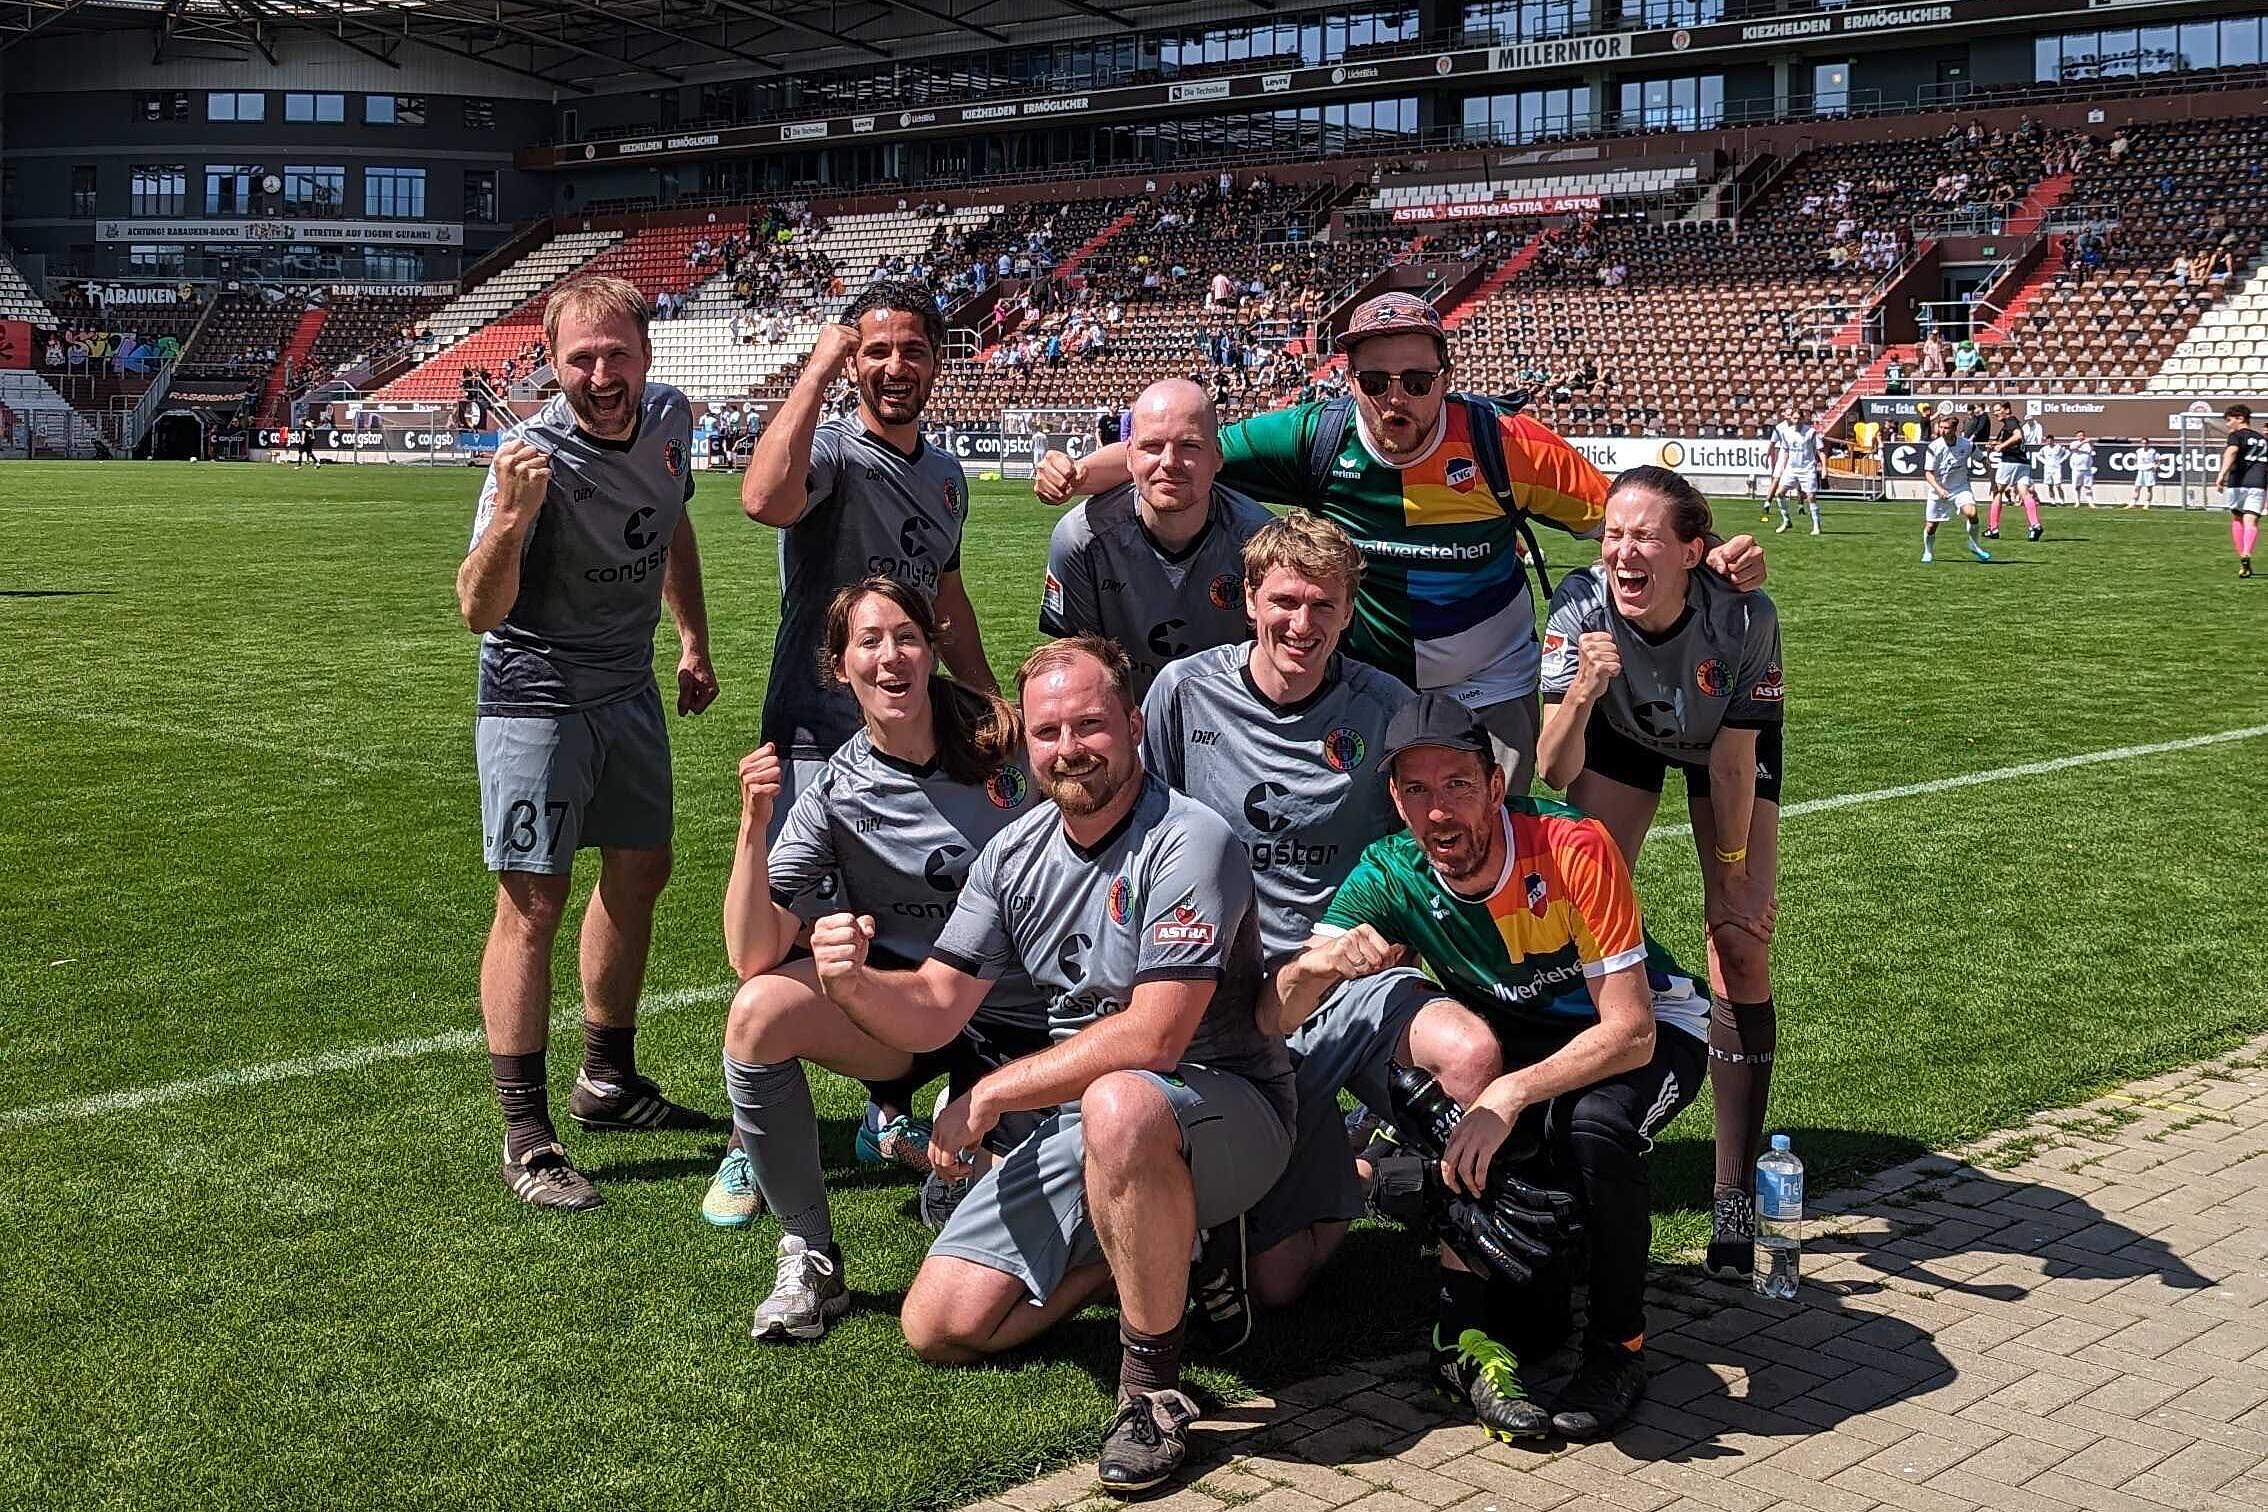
1952, 337, 1984, 378
1920, 331, 1950, 378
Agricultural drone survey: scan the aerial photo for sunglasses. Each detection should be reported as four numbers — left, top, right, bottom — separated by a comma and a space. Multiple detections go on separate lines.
1353, 367, 1443, 398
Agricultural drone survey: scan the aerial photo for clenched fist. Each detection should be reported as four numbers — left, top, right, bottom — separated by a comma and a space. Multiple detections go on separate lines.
1032, 448, 1085, 505
1313, 923, 1405, 984
490, 436, 551, 521
1571, 630, 1622, 701
810, 911, 876, 989
738, 743, 782, 824
807, 322, 862, 378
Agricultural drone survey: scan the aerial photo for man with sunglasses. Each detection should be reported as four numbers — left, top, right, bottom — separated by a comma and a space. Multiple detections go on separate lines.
1038, 293, 1764, 791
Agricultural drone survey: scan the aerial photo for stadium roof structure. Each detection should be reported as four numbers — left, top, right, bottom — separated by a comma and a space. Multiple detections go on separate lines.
0, 0, 1274, 90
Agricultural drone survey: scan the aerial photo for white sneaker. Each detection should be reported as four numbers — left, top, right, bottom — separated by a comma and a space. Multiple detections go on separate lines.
751, 1234, 849, 1342
1809, 524, 1821, 536
1775, 519, 1791, 533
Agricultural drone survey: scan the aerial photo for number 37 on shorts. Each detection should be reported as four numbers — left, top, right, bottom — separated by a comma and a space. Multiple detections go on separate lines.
475, 691, 675, 875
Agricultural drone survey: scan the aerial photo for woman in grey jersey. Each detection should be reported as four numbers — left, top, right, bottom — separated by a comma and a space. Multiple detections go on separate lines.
708, 577, 1048, 1344
1534, 466, 1784, 1285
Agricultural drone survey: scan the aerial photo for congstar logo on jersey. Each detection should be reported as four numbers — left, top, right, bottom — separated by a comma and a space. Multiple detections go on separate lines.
922, 843, 967, 893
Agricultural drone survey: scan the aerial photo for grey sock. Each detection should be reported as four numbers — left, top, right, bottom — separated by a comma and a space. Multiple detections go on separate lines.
723, 1053, 833, 1249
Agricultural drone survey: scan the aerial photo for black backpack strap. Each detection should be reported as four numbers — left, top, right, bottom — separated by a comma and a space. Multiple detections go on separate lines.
1458, 392, 1553, 600
1305, 394, 1356, 484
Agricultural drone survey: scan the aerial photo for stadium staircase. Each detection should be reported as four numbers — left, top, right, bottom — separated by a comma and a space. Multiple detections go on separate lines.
2004, 171, 2075, 236
1054, 210, 1138, 280
0, 251, 56, 327
378, 226, 714, 402
259, 306, 328, 424
2148, 252, 2268, 390
1441, 236, 1546, 332
1822, 241, 2070, 428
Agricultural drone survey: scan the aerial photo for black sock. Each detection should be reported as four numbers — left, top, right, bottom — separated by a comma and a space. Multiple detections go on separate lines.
1434, 1265, 1494, 1359
582, 1019, 638, 1087
1118, 1317, 1186, 1402
860, 1072, 924, 1121
491, 1050, 555, 1161
1709, 996, 1778, 1194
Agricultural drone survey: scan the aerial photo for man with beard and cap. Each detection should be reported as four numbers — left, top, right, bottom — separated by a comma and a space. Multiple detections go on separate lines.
744, 279, 1001, 1173
1039, 292, 1765, 792
811, 636, 1292, 1497
457, 273, 721, 1212
1041, 377, 1273, 697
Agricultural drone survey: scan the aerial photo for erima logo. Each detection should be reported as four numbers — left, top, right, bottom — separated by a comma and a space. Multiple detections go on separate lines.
622, 507, 658, 551
1056, 931, 1092, 983
923, 843, 966, 893
1244, 781, 1292, 836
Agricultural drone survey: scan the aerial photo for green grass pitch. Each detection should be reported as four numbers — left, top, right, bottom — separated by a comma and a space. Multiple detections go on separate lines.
1, 461, 2262, 1511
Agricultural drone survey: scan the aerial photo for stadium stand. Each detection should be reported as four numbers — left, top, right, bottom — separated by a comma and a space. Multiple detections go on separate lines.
0, 252, 55, 327
414, 230, 620, 354
300, 291, 453, 389
2150, 260, 2268, 391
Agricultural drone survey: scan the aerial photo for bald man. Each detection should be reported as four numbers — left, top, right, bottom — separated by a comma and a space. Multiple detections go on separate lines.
1039, 378, 1275, 697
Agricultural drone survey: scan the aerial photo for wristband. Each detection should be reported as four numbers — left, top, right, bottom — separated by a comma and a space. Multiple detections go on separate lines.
1713, 845, 1748, 866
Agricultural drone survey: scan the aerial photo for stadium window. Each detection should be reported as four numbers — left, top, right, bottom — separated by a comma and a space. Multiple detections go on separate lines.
1812, 63, 1851, 117
138, 91, 191, 122
204, 164, 256, 216
128, 244, 187, 275
463, 97, 496, 129
464, 169, 497, 223
284, 93, 345, 124
70, 165, 97, 218
284, 165, 344, 214
2178, 23, 2219, 70
207, 91, 265, 123
2220, 17, 2260, 69
2098, 29, 2140, 77
130, 164, 186, 217
365, 166, 426, 219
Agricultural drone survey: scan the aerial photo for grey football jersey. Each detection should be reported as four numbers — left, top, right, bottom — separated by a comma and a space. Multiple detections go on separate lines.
470, 386, 696, 716
760, 418, 969, 758
1539, 563, 1783, 765
930, 774, 1294, 1120
1040, 483, 1274, 696
770, 732, 1047, 1033
1141, 645, 1413, 963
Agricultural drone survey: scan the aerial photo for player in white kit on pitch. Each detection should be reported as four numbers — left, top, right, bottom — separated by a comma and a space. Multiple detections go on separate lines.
2069, 432, 2099, 506
1920, 410, 1992, 564
1764, 406, 1826, 536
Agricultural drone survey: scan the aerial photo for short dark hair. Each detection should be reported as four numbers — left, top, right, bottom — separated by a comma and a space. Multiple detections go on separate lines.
1608, 464, 1714, 543
2227, 404, 2254, 422
844, 278, 946, 352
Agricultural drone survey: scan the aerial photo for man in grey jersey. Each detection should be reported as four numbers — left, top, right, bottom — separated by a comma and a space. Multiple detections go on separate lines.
744, 280, 997, 824
457, 274, 720, 1212
744, 279, 1001, 1167
811, 637, 1291, 1495
1042, 377, 1273, 696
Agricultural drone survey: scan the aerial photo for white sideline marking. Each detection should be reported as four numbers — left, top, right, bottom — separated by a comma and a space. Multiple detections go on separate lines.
10, 723, 2268, 1133
1647, 722, 2268, 842
0, 982, 729, 1131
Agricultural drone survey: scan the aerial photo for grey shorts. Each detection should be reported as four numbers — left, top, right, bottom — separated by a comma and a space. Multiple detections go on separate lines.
476, 686, 671, 874
926, 1066, 1293, 1305
1248, 968, 1440, 1254
1475, 690, 1542, 795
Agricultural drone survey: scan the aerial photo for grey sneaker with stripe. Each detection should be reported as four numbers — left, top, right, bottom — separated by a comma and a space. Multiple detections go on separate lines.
569, 1072, 717, 1133
500, 1141, 604, 1212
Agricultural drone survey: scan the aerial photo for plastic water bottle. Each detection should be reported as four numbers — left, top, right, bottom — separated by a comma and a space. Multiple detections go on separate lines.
1754, 1133, 1803, 1300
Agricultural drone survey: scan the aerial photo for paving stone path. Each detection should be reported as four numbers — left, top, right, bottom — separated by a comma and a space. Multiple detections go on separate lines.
963, 1034, 2268, 1512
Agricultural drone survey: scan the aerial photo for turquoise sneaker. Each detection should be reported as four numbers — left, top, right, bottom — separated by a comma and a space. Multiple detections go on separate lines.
701, 1147, 763, 1228
853, 1108, 933, 1173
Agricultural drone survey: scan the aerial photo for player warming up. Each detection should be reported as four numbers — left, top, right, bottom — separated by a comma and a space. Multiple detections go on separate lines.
712, 579, 1046, 1341
1281, 694, 1710, 1442
1984, 401, 2044, 542
2070, 432, 2099, 507
1040, 377, 1272, 696
1917, 410, 1992, 563
1534, 467, 1786, 1281
743, 279, 999, 1173
456, 274, 720, 1211
815, 637, 1292, 1494
2215, 404, 2265, 578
